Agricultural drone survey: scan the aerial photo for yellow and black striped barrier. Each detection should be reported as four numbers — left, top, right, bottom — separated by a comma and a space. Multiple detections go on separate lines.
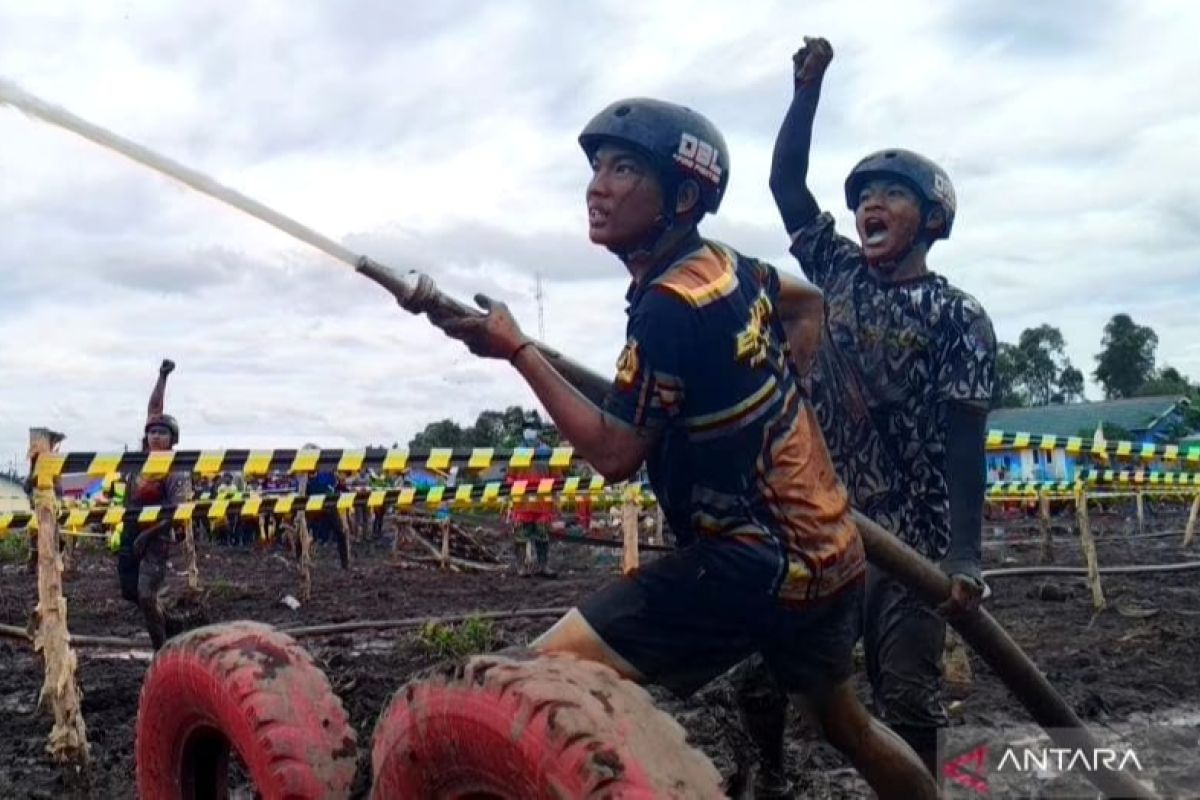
986, 430, 1200, 463
1076, 468, 1200, 486
988, 481, 1076, 495
0, 478, 656, 536
988, 470, 1200, 495
32, 445, 582, 481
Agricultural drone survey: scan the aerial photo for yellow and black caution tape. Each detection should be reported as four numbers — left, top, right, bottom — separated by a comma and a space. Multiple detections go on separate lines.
1076, 468, 1200, 486
986, 470, 1200, 497
986, 430, 1200, 463
33, 445, 582, 481
0, 478, 656, 536
988, 481, 1076, 495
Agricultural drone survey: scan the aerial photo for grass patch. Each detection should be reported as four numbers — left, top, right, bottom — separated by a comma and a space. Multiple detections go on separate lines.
207, 578, 237, 599
0, 532, 29, 564
417, 616, 496, 659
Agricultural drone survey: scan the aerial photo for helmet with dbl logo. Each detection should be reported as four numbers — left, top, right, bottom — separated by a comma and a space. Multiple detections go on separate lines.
579, 98, 730, 216
844, 148, 957, 240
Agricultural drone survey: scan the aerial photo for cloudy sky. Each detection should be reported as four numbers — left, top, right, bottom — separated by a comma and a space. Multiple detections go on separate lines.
1, 0, 1198, 469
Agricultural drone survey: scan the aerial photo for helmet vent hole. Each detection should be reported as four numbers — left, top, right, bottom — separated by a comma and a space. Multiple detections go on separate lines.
615, 105, 631, 117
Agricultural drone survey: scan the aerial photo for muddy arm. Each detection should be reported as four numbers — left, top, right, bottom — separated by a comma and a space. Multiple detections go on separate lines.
146, 360, 174, 420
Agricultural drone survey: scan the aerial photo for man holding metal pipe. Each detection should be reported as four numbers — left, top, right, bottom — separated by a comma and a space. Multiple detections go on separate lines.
430, 98, 937, 799
734, 38, 997, 795
116, 359, 191, 650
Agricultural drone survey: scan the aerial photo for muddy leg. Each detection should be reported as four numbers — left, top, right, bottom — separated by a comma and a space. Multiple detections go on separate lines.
806, 681, 938, 800
732, 656, 792, 796
138, 550, 168, 650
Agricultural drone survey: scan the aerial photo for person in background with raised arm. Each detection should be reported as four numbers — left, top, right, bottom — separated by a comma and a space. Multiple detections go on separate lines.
734, 38, 996, 795
117, 359, 192, 650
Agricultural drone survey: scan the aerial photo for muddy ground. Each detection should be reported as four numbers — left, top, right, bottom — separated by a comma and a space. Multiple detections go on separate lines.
2, 506, 1199, 798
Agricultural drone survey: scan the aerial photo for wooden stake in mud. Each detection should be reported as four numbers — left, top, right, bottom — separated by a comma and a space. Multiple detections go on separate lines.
28, 428, 90, 765
1135, 491, 1146, 536
181, 478, 200, 593
653, 505, 664, 547
621, 486, 640, 575
340, 505, 353, 569
1074, 485, 1106, 611
295, 475, 314, 600
60, 520, 77, 578
182, 520, 200, 593
1183, 492, 1200, 548
1038, 490, 1053, 564
439, 518, 451, 570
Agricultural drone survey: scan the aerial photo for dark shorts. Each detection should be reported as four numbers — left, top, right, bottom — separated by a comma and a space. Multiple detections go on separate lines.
578, 538, 862, 697
733, 563, 948, 730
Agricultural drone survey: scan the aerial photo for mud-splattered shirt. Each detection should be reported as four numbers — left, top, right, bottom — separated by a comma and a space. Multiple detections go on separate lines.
790, 212, 996, 561
604, 240, 864, 604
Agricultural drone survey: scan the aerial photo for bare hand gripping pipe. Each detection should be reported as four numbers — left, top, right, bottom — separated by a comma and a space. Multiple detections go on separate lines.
1, 79, 1155, 799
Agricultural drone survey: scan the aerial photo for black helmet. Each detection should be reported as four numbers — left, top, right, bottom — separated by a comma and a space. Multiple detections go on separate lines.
579, 98, 730, 216
145, 414, 180, 445
844, 149, 956, 239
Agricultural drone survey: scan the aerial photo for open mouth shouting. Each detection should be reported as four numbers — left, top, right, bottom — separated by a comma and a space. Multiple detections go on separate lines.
862, 215, 889, 247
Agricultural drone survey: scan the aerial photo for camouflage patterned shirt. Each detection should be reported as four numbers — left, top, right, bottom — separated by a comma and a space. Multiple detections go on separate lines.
790, 212, 996, 561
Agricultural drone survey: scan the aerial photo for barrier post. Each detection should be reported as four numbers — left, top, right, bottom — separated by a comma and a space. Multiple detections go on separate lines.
1074, 484, 1105, 611
1038, 489, 1053, 564
440, 518, 451, 570
1183, 493, 1200, 548
182, 520, 200, 593
60, 518, 77, 578
621, 486, 640, 575
1135, 491, 1145, 536
295, 475, 314, 600
179, 482, 200, 593
28, 428, 90, 765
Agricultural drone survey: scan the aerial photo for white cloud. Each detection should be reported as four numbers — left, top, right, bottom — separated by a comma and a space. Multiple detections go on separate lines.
1, 0, 1198, 467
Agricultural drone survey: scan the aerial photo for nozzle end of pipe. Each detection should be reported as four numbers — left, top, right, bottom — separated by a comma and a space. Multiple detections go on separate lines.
357, 257, 424, 310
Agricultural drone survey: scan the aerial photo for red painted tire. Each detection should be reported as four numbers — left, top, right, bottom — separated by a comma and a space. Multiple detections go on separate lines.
370, 651, 723, 799
136, 621, 357, 799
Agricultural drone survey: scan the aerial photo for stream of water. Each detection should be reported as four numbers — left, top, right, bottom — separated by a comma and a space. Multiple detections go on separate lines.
0, 77, 360, 268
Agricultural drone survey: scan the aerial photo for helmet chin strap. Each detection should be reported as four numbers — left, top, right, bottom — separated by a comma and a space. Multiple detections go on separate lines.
610, 211, 676, 264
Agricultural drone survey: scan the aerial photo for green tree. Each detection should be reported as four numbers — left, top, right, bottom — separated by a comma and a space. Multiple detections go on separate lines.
408, 406, 553, 449
994, 325, 1085, 407
408, 419, 468, 450
1134, 366, 1197, 399
993, 342, 1026, 408
1093, 314, 1158, 399
1058, 366, 1085, 403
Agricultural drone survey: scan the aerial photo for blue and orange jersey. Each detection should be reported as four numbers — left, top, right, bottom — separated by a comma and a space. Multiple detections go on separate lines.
604, 241, 864, 603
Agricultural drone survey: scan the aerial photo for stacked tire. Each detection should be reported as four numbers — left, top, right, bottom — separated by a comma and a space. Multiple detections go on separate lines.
370, 651, 724, 799
136, 621, 356, 799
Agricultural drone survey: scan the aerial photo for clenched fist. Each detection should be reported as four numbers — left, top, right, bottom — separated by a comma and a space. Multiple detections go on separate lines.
793, 37, 834, 88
